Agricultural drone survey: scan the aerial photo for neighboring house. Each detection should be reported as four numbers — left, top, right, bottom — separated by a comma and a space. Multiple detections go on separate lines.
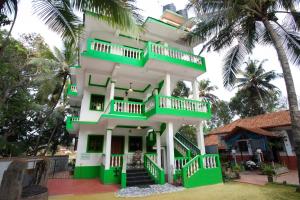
66, 4, 223, 188
205, 110, 298, 170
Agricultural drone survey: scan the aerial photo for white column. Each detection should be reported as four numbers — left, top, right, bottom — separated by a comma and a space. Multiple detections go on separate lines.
156, 131, 162, 167
124, 135, 129, 154
142, 135, 147, 153
164, 73, 171, 96
197, 121, 206, 155
165, 122, 175, 183
104, 129, 112, 169
110, 81, 115, 101
193, 80, 199, 100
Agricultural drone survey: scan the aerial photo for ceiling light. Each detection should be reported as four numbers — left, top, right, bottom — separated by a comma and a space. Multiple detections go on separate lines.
128, 82, 133, 92
137, 126, 142, 130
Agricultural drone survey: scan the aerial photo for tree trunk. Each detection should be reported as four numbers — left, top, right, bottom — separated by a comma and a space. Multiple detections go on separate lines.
33, 74, 68, 155
42, 125, 58, 156
263, 19, 300, 191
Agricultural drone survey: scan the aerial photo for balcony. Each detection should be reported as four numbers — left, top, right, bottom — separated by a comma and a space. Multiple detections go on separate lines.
106, 95, 211, 120
66, 116, 79, 133
82, 38, 206, 71
67, 84, 78, 96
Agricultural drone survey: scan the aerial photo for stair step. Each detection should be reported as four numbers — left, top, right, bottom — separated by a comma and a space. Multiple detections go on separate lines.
127, 175, 152, 181
127, 172, 149, 177
126, 179, 155, 187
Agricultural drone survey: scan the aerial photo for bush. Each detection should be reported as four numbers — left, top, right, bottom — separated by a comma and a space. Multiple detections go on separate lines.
260, 163, 275, 176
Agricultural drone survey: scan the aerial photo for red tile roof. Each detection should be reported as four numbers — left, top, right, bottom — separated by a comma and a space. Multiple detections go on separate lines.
205, 134, 218, 146
225, 126, 279, 138
209, 110, 291, 135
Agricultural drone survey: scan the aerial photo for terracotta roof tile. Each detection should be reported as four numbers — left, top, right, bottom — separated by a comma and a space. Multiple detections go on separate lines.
209, 110, 291, 135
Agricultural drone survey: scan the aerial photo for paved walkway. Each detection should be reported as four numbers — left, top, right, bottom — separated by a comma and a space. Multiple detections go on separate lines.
47, 179, 119, 196
236, 170, 299, 186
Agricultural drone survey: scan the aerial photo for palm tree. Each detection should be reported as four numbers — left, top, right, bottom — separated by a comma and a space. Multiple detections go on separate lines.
198, 79, 218, 105
172, 81, 190, 98
187, 1, 300, 189
30, 41, 77, 155
0, 0, 142, 54
234, 59, 281, 111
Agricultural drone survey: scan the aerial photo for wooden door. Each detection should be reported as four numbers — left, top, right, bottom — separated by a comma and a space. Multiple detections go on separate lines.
111, 136, 125, 154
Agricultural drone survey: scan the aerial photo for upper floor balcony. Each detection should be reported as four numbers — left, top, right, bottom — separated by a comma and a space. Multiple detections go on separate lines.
81, 38, 206, 72
108, 95, 211, 120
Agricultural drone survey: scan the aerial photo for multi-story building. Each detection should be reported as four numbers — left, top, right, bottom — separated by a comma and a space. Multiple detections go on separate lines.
66, 5, 222, 188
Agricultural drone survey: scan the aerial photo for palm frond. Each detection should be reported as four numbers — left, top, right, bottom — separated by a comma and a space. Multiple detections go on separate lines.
223, 44, 247, 88
32, 0, 81, 43
71, 0, 142, 34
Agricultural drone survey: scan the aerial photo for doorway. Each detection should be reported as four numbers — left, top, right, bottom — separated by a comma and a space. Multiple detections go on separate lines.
111, 136, 125, 154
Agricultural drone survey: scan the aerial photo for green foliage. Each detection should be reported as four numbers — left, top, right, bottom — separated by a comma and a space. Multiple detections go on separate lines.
208, 100, 234, 131
260, 163, 275, 176
0, 32, 73, 156
178, 125, 197, 144
172, 81, 190, 98
229, 59, 282, 118
198, 79, 218, 105
188, 0, 300, 88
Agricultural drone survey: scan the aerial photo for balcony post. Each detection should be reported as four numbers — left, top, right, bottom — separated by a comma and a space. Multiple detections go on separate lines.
156, 131, 161, 167
110, 80, 115, 101
196, 121, 206, 155
165, 122, 175, 183
193, 80, 199, 100
164, 73, 171, 96
104, 129, 112, 169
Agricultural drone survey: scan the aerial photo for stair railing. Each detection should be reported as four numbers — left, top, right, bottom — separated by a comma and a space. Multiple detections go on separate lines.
181, 154, 221, 187
175, 132, 201, 156
182, 155, 201, 185
144, 154, 165, 184
121, 155, 127, 188
174, 137, 191, 159
174, 157, 189, 172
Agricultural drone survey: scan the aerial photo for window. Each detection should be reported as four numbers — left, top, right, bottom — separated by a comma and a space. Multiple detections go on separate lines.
87, 135, 104, 153
238, 141, 249, 152
129, 136, 143, 152
90, 94, 105, 111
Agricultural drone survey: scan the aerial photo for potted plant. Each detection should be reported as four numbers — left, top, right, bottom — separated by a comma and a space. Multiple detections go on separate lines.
261, 164, 275, 182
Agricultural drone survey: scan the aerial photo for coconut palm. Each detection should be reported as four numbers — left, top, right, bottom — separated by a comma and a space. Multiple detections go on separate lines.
30, 41, 77, 155
198, 79, 218, 105
234, 59, 281, 110
187, 0, 300, 189
0, 0, 142, 54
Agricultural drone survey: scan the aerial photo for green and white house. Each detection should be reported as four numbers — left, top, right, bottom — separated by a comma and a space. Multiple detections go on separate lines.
66, 7, 222, 188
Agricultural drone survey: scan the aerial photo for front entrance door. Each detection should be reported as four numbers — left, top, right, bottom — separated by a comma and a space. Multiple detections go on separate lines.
111, 136, 125, 154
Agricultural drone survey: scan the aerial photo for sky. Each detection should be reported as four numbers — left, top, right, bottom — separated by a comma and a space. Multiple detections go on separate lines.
7, 0, 300, 103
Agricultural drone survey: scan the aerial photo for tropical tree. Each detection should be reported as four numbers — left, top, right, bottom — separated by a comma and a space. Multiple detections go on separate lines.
188, 0, 300, 189
208, 100, 233, 130
198, 79, 219, 105
0, 0, 142, 54
234, 59, 281, 111
229, 89, 281, 118
172, 81, 190, 98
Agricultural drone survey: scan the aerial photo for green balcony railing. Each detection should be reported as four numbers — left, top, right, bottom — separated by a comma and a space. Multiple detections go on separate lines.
106, 96, 211, 119
155, 95, 211, 119
67, 84, 78, 96
109, 100, 144, 116
83, 38, 145, 67
82, 38, 206, 70
147, 42, 205, 70
66, 116, 79, 132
